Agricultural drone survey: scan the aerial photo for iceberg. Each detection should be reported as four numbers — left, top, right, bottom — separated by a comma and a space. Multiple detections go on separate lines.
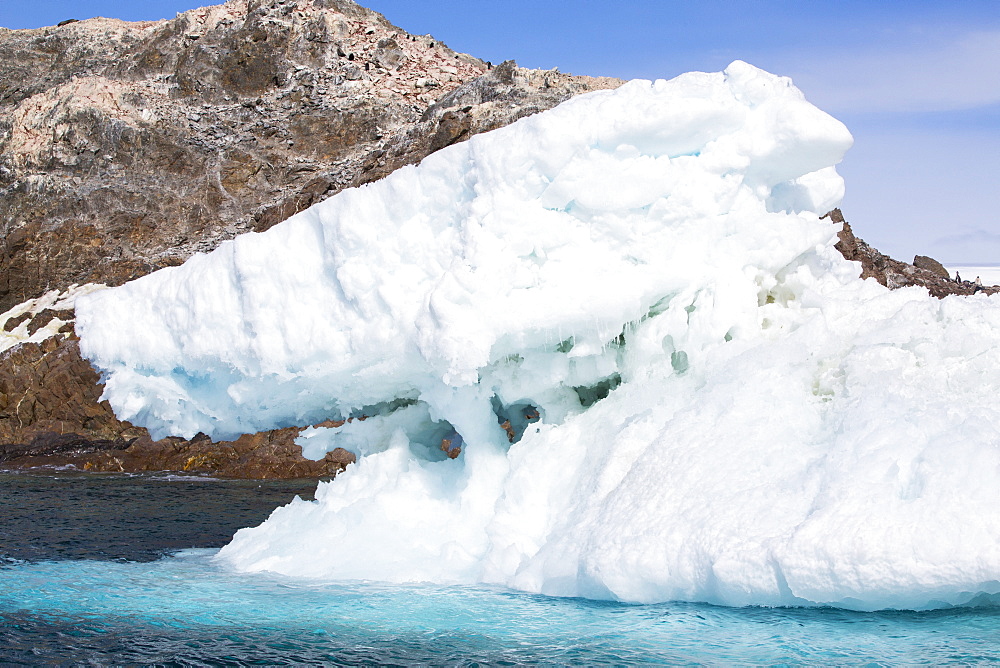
75, 61, 1000, 610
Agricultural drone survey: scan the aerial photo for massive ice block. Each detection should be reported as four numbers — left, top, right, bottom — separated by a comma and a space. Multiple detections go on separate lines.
76, 62, 1000, 610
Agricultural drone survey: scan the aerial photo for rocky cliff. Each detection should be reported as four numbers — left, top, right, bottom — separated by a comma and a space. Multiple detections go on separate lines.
0, 0, 622, 477
0, 0, 620, 311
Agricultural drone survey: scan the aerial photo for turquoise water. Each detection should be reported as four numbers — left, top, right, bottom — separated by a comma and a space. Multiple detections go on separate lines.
2, 472, 999, 664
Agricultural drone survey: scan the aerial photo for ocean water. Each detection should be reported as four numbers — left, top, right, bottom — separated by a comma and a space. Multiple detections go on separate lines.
2, 471, 999, 665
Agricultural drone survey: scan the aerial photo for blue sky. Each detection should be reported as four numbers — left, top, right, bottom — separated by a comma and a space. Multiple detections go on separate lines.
4, 1, 999, 264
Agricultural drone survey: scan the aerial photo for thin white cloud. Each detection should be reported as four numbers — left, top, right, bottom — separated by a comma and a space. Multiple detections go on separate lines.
775, 30, 1000, 114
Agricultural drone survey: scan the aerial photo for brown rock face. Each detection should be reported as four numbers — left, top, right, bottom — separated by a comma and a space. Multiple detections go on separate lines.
0, 0, 477, 310
827, 208, 998, 299
0, 0, 621, 312
912, 255, 950, 280
0, 0, 623, 477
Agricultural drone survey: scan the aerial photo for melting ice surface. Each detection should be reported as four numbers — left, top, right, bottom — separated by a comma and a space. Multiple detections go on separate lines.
76, 62, 1000, 611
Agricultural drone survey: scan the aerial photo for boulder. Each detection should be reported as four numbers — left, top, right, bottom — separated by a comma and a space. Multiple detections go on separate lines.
913, 255, 951, 279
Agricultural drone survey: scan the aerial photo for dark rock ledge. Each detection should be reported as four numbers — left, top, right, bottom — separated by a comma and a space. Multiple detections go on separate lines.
0, 333, 355, 477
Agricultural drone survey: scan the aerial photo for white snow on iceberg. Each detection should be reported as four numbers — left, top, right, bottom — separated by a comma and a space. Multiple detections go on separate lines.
75, 62, 1000, 611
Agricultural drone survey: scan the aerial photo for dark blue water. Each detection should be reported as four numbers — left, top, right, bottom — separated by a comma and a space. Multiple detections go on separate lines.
0, 470, 319, 563
2, 471, 999, 665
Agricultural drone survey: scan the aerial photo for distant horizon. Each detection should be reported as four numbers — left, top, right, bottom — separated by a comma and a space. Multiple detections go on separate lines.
3, 0, 999, 263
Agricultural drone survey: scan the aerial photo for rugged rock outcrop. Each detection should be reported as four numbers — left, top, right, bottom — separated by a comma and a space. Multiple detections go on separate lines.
0, 0, 621, 312
913, 255, 950, 280
0, 0, 621, 477
826, 209, 997, 299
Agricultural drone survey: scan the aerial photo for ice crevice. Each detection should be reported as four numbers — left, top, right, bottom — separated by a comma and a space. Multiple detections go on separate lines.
75, 61, 1000, 610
